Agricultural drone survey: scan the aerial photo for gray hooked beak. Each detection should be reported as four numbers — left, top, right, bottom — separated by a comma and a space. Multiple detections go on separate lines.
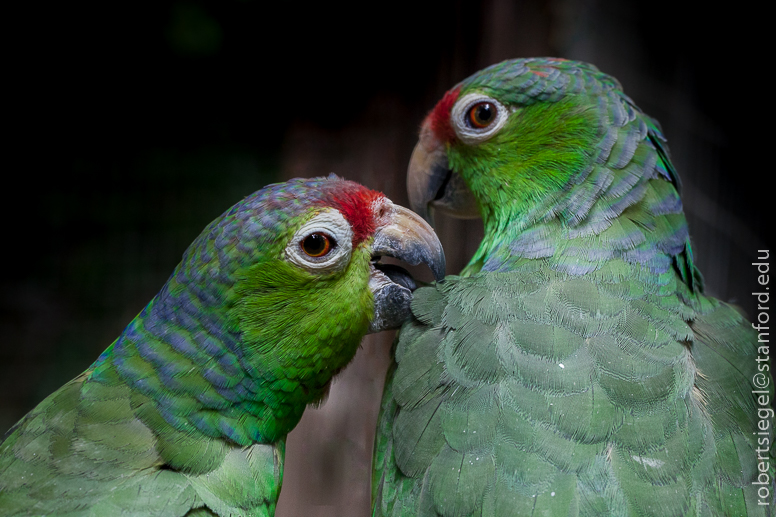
407, 123, 480, 226
368, 201, 445, 333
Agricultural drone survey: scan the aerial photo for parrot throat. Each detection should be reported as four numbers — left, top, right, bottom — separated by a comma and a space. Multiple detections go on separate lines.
88, 251, 373, 447
458, 96, 703, 298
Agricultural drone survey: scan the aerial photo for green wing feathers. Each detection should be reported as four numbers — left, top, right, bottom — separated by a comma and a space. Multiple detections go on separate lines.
0, 369, 283, 516
373, 269, 771, 517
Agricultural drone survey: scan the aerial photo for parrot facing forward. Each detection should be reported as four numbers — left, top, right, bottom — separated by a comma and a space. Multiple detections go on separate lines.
0, 175, 445, 516
372, 58, 773, 516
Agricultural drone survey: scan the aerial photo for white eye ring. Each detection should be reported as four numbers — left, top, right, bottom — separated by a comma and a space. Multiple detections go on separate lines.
285, 209, 353, 273
451, 93, 510, 145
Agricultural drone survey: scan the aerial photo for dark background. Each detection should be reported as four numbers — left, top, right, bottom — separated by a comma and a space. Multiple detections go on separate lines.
2, 1, 770, 515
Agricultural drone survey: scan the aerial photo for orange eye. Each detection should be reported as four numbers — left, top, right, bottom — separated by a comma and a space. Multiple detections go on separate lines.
301, 232, 334, 257
467, 101, 497, 128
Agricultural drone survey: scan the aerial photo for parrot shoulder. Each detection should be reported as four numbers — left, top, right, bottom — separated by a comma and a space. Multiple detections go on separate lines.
1, 369, 281, 516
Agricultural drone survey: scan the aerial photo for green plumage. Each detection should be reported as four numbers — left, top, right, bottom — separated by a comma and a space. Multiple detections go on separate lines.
0, 370, 284, 516
0, 176, 430, 516
374, 58, 773, 516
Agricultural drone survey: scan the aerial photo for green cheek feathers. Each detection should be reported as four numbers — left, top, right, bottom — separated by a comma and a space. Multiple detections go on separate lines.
448, 97, 600, 227
229, 245, 373, 400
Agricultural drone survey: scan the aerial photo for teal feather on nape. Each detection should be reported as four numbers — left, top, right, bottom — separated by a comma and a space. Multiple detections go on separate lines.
644, 114, 681, 192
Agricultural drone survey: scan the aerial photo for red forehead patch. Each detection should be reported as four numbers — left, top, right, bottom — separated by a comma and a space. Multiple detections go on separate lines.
325, 184, 385, 246
424, 86, 461, 143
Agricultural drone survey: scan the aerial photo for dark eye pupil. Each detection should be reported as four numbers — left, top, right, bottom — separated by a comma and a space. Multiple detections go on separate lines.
304, 233, 326, 253
468, 102, 497, 128
302, 233, 332, 257
475, 104, 493, 123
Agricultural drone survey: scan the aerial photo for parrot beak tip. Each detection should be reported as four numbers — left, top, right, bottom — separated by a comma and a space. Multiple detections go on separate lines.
367, 202, 445, 333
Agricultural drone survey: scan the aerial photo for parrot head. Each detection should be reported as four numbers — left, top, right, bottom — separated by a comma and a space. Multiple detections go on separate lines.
407, 57, 695, 282
214, 174, 446, 337
408, 58, 636, 226
102, 175, 445, 445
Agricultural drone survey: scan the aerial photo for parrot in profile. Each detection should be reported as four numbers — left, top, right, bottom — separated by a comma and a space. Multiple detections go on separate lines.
0, 175, 445, 516
372, 58, 773, 516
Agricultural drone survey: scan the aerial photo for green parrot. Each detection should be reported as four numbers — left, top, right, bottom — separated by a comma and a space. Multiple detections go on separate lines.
0, 175, 445, 516
372, 58, 773, 516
